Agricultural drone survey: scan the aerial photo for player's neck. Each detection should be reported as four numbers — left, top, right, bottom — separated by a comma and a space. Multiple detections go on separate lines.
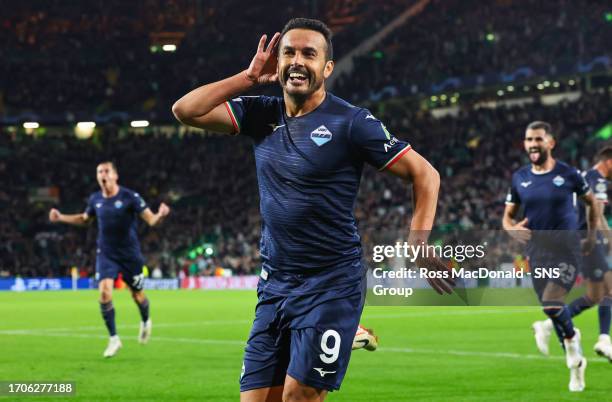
531, 157, 556, 174
101, 184, 119, 198
283, 88, 326, 117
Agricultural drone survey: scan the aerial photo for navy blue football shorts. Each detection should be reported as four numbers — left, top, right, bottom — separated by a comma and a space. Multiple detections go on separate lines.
95, 251, 145, 291
239, 278, 366, 392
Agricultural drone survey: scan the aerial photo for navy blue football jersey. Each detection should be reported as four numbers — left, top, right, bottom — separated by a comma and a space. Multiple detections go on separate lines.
578, 168, 608, 230
85, 186, 148, 260
226, 93, 411, 294
506, 160, 589, 230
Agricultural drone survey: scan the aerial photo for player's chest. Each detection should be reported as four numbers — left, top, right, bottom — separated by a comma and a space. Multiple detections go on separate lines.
254, 120, 354, 177
94, 198, 132, 220
518, 174, 573, 204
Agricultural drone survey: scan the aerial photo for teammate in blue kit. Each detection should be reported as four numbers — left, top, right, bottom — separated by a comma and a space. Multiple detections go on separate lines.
49, 161, 170, 357
533, 146, 612, 360
173, 18, 452, 402
502, 121, 599, 392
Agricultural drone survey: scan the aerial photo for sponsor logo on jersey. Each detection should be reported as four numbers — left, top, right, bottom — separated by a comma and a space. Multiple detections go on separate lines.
365, 114, 376, 120
310, 125, 333, 146
384, 136, 399, 152
114, 200, 123, 209
268, 123, 285, 132
520, 181, 532, 188
553, 175, 565, 187
313, 368, 336, 377
596, 183, 607, 193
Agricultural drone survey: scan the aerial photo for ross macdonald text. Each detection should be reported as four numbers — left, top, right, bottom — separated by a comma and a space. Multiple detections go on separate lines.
372, 267, 561, 279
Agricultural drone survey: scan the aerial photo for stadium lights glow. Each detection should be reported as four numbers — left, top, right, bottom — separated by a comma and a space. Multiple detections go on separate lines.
162, 44, 177, 52
486, 33, 495, 42
496, 90, 504, 96
77, 121, 96, 129
568, 79, 576, 85
130, 120, 150, 128
543, 81, 551, 87
507, 85, 514, 92
537, 84, 544, 90
440, 94, 447, 101
430, 96, 438, 102
523, 86, 530, 92
23, 122, 39, 129
75, 121, 96, 139
552, 82, 560, 88
205, 247, 214, 256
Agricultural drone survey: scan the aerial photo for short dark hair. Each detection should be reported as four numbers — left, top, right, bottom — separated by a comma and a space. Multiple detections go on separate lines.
526, 121, 553, 138
280, 18, 333, 60
596, 146, 612, 162
97, 161, 118, 173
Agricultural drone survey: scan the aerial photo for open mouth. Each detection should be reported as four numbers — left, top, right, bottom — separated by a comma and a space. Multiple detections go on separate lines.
287, 71, 309, 86
528, 148, 541, 162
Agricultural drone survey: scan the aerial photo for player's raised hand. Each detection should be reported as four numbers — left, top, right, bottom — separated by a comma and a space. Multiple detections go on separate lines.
416, 255, 455, 295
49, 208, 61, 222
158, 202, 170, 218
245, 32, 281, 85
508, 218, 531, 244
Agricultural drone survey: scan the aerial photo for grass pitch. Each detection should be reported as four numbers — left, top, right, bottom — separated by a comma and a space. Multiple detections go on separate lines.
1, 290, 611, 401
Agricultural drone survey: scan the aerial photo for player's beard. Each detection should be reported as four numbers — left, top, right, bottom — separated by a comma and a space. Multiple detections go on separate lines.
528, 147, 549, 165
280, 65, 323, 102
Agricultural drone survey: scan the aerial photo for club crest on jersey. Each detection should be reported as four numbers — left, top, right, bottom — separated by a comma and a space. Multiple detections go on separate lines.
114, 200, 123, 209
96, 203, 102, 208
520, 181, 532, 188
310, 125, 332, 146
553, 175, 565, 187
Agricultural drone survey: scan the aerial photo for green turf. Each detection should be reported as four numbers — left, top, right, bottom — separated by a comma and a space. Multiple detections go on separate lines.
0, 290, 610, 401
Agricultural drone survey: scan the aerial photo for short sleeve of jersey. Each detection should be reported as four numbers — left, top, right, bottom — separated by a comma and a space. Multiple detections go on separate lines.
586, 172, 608, 203
573, 169, 590, 197
225, 96, 276, 138
84, 194, 96, 217
349, 109, 411, 170
131, 191, 148, 213
506, 176, 520, 205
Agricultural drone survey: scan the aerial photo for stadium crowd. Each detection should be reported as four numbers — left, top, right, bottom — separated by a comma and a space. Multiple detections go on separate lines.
1, 90, 610, 278
1, 0, 609, 118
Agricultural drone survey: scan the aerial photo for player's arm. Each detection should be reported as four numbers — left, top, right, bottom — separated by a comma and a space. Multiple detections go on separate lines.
171, 33, 280, 132
49, 208, 92, 226
581, 192, 600, 252
386, 150, 439, 233
139, 203, 170, 227
385, 151, 454, 294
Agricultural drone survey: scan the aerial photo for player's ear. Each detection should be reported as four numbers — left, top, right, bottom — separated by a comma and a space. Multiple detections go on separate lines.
548, 135, 556, 150
323, 60, 334, 79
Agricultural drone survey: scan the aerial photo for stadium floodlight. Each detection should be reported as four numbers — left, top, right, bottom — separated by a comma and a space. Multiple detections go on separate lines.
543, 80, 551, 87
568, 79, 576, 86
507, 85, 514, 92
440, 94, 447, 101
162, 44, 177, 52
552, 82, 560, 88
486, 33, 495, 42
23, 122, 39, 129
131, 120, 150, 128
205, 247, 214, 256
75, 121, 96, 139
496, 90, 504, 96
537, 84, 545, 90
523, 86, 530, 92
430, 96, 438, 102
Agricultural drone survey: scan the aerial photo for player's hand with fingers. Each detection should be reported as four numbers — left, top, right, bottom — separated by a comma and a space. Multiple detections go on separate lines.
158, 202, 170, 218
508, 218, 531, 244
246, 32, 281, 85
49, 208, 61, 222
416, 255, 455, 295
